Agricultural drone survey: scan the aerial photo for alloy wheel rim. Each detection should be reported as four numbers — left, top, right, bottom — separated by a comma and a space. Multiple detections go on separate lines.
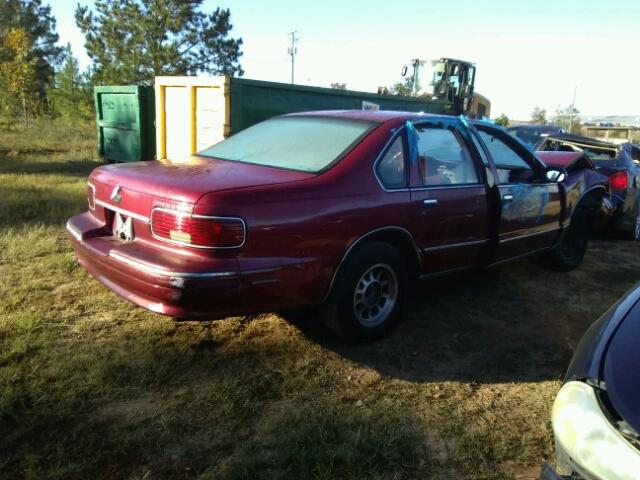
635, 210, 640, 240
353, 263, 398, 328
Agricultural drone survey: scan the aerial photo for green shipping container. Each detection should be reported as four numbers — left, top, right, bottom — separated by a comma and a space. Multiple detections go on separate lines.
226, 78, 449, 136
94, 85, 156, 162
155, 76, 450, 162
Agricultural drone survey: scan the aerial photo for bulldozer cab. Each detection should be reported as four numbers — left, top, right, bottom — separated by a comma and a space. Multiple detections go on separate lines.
405, 58, 477, 116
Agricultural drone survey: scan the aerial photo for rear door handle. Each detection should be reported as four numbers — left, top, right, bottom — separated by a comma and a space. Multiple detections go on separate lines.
503, 194, 514, 202
423, 199, 438, 206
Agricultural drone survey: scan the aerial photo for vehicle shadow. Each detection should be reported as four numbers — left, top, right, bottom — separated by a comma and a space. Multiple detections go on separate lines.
286, 243, 640, 384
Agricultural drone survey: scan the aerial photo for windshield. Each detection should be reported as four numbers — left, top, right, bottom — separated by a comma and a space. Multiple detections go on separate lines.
198, 116, 376, 173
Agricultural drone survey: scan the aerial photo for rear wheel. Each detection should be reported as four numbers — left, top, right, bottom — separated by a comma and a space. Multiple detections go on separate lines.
543, 213, 589, 271
625, 201, 640, 241
323, 242, 408, 342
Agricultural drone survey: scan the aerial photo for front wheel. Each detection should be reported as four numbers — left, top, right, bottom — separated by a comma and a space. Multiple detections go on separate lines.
323, 242, 408, 342
543, 213, 588, 271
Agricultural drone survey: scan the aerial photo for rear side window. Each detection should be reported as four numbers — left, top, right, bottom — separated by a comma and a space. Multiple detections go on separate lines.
198, 117, 376, 173
415, 125, 479, 186
376, 136, 407, 189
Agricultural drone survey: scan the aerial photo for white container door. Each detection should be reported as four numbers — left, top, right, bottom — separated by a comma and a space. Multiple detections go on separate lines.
195, 86, 226, 151
164, 86, 188, 161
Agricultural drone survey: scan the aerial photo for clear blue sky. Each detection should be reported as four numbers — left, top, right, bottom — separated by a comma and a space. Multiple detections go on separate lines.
50, 0, 640, 119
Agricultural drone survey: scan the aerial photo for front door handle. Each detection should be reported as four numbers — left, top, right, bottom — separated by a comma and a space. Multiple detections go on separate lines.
423, 198, 438, 207
503, 194, 514, 202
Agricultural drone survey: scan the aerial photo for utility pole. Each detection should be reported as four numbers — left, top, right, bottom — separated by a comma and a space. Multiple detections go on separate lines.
569, 86, 577, 132
288, 31, 298, 84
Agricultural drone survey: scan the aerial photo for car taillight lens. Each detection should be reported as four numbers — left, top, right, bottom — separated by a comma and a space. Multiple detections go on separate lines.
150, 209, 245, 248
609, 171, 629, 191
88, 183, 96, 210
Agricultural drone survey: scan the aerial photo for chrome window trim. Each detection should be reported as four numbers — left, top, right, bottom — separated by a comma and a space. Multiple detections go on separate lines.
95, 199, 150, 223
410, 183, 485, 192
422, 238, 489, 253
372, 126, 409, 192
108, 251, 237, 279
498, 182, 559, 188
150, 207, 247, 250
87, 182, 96, 210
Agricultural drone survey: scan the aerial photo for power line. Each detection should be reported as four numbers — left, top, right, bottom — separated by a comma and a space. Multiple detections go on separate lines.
287, 31, 299, 84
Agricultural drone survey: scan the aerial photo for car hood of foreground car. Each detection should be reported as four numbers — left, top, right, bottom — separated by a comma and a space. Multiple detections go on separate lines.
603, 295, 640, 435
566, 284, 640, 434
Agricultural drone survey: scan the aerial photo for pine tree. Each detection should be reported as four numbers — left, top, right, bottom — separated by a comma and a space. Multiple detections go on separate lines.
75, 0, 244, 85
49, 44, 92, 120
0, 0, 62, 96
0, 27, 38, 123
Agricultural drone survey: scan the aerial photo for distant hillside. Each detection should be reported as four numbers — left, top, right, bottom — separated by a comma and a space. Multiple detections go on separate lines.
580, 115, 640, 127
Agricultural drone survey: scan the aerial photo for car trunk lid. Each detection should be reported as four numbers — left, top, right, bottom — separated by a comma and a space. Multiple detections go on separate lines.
90, 157, 315, 218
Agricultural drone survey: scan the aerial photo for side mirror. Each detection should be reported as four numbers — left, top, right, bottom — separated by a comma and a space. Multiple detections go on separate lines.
545, 167, 567, 183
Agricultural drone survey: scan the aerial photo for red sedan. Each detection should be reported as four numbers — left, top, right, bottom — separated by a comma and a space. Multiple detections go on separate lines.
67, 111, 608, 340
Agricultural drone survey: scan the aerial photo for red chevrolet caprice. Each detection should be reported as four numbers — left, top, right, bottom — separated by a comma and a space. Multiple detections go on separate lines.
67, 111, 608, 340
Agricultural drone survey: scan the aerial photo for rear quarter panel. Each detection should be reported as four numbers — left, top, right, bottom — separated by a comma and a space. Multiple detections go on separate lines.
194, 119, 414, 310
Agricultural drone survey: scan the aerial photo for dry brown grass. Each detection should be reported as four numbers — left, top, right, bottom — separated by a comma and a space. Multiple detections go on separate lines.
1, 121, 639, 479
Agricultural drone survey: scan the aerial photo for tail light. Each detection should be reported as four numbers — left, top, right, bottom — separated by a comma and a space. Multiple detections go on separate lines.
609, 171, 629, 191
150, 208, 246, 249
87, 182, 96, 210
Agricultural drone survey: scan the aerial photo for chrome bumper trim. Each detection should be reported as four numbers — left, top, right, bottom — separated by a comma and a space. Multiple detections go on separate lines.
108, 251, 237, 279
95, 199, 150, 223
66, 220, 82, 241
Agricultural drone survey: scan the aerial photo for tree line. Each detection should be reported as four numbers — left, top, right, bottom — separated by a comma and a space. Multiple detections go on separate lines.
493, 105, 582, 133
0, 0, 243, 125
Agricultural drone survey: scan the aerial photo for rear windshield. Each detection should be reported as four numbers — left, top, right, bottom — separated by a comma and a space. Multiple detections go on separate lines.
198, 116, 376, 173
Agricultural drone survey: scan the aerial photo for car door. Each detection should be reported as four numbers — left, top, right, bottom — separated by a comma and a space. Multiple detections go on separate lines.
473, 124, 562, 262
408, 118, 490, 273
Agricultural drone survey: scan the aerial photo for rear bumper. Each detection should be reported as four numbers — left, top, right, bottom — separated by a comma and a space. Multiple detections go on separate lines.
67, 213, 244, 318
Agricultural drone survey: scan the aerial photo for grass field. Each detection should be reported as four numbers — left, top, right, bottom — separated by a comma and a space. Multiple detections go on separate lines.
1, 120, 639, 479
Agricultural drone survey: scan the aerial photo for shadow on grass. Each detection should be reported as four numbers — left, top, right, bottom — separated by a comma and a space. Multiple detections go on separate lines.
0, 184, 87, 229
0, 337, 430, 479
285, 243, 640, 384
0, 153, 100, 178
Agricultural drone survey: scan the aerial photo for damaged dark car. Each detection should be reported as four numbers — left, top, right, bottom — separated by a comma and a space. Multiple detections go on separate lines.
506, 124, 566, 147
538, 133, 640, 239
541, 284, 640, 479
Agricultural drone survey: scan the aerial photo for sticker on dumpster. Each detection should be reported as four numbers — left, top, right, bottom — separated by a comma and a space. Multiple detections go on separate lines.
362, 101, 380, 111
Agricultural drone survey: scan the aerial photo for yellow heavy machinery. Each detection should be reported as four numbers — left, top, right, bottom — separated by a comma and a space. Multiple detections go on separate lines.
398, 58, 491, 118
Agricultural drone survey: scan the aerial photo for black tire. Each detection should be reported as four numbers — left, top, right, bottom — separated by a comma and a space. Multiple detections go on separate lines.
543, 213, 589, 271
625, 201, 640, 241
323, 241, 408, 342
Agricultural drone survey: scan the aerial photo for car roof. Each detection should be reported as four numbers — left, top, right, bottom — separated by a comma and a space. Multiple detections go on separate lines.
508, 124, 564, 132
284, 110, 454, 123
546, 132, 619, 149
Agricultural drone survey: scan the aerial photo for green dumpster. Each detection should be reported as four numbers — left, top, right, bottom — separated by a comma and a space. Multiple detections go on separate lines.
154, 76, 451, 162
94, 86, 156, 162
